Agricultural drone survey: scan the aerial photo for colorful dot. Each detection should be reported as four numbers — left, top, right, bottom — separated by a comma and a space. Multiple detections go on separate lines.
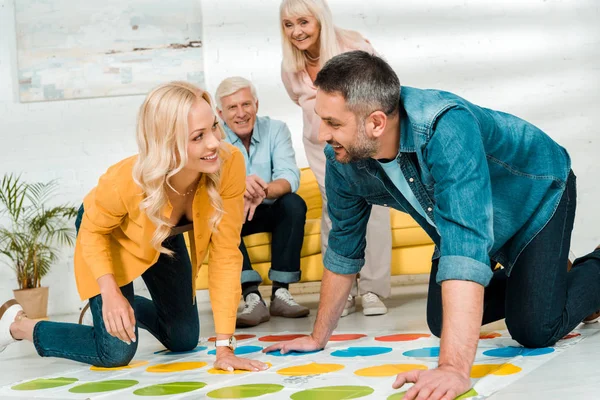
291, 386, 374, 400
69, 380, 138, 393
91, 360, 148, 371
259, 334, 307, 342
561, 333, 581, 340
483, 347, 554, 358
207, 384, 284, 398
402, 347, 440, 358
355, 364, 428, 377
134, 382, 206, 396
331, 347, 393, 357
12, 377, 78, 391
470, 363, 522, 378
330, 334, 367, 341
277, 362, 344, 376
146, 362, 207, 373
208, 345, 262, 356
154, 346, 207, 355
375, 334, 431, 342
480, 332, 502, 339
267, 349, 322, 357
387, 388, 478, 399
208, 334, 256, 342
207, 363, 273, 375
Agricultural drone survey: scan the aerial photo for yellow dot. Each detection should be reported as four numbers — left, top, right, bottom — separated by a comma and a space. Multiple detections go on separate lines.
90, 360, 148, 371
355, 364, 428, 377
277, 362, 345, 376
146, 362, 207, 373
470, 363, 522, 378
207, 362, 273, 374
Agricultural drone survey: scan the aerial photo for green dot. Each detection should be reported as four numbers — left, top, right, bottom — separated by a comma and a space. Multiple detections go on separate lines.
134, 382, 207, 396
207, 384, 284, 399
12, 377, 78, 391
387, 388, 479, 400
291, 386, 374, 400
69, 380, 139, 393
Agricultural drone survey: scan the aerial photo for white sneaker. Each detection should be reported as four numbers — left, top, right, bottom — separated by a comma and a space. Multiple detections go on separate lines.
341, 294, 356, 317
361, 292, 388, 316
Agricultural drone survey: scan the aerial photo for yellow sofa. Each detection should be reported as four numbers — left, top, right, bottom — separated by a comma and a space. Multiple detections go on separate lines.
191, 168, 434, 290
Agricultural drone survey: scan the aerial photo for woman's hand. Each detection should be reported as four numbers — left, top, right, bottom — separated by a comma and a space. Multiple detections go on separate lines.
98, 275, 136, 344
214, 347, 269, 372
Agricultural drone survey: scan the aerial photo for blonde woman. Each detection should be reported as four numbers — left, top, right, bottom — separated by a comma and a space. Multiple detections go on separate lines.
280, 0, 392, 316
0, 82, 268, 373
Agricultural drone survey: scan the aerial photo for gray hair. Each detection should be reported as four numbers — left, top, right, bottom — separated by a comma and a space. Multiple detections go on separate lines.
214, 76, 258, 110
314, 51, 400, 118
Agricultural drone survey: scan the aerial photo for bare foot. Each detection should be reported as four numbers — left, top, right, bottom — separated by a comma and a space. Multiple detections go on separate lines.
9, 311, 37, 342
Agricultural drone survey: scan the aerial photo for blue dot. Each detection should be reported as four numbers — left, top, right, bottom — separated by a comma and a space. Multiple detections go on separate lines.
207, 345, 262, 356
403, 347, 440, 358
266, 349, 323, 357
154, 346, 207, 355
483, 346, 554, 358
331, 347, 393, 357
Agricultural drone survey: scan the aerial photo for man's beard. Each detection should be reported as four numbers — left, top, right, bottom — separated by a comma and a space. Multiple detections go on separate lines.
338, 120, 379, 164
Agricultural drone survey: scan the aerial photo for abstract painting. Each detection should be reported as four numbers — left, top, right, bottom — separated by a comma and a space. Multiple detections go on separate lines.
14, 0, 205, 102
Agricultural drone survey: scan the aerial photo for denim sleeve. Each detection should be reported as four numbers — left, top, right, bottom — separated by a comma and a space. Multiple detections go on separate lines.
426, 107, 494, 287
323, 152, 371, 275
271, 122, 301, 192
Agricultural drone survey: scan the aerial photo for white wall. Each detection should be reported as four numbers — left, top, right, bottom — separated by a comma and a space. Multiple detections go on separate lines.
1, 0, 598, 315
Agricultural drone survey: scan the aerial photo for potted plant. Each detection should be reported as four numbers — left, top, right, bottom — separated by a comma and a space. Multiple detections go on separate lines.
0, 174, 78, 319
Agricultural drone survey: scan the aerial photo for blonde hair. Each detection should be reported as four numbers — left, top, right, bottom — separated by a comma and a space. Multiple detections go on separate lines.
132, 81, 227, 255
280, 0, 365, 73
215, 76, 258, 110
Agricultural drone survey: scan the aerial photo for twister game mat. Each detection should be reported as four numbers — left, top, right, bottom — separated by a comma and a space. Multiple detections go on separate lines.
1, 329, 596, 399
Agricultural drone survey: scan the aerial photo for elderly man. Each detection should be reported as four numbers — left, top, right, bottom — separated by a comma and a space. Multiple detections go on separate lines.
264, 51, 600, 400
215, 77, 309, 328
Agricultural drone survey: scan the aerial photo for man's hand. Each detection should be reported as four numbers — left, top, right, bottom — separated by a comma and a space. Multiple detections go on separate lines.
214, 347, 269, 372
392, 365, 471, 400
245, 175, 268, 199
262, 335, 323, 355
244, 193, 263, 222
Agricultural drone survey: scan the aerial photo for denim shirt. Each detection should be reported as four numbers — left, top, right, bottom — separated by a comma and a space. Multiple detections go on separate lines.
324, 86, 571, 287
224, 116, 300, 204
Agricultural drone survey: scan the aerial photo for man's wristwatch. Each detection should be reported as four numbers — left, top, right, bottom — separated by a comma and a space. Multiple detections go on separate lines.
215, 336, 237, 351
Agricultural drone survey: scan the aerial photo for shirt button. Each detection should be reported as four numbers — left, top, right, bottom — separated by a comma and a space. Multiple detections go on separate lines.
195, 213, 200, 217
409, 178, 414, 183
427, 207, 433, 212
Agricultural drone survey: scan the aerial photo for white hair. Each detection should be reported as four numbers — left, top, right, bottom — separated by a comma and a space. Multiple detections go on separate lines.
214, 76, 258, 109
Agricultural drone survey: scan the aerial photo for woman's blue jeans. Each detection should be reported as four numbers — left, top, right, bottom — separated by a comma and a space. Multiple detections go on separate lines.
32, 206, 199, 367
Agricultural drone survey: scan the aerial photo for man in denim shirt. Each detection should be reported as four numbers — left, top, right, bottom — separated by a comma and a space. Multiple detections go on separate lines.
264, 52, 600, 399
216, 77, 309, 328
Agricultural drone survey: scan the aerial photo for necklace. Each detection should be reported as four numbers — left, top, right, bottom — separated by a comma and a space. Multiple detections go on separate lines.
305, 51, 320, 61
169, 178, 200, 197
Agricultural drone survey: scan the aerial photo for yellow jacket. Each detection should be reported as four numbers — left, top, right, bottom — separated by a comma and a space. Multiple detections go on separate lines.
74, 143, 244, 335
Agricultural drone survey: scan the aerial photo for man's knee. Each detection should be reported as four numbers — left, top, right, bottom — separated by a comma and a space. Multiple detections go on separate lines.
427, 312, 442, 339
506, 318, 558, 348
163, 323, 200, 352
279, 193, 307, 220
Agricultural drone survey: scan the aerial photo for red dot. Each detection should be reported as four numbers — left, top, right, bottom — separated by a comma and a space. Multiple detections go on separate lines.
207, 334, 256, 342
375, 333, 431, 342
329, 334, 367, 341
258, 334, 308, 342
561, 333, 581, 340
480, 332, 502, 339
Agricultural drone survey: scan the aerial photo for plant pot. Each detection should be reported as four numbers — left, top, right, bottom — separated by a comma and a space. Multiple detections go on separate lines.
13, 287, 49, 319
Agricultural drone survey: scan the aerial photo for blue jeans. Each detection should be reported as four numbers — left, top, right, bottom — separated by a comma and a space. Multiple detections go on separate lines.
240, 193, 307, 285
32, 206, 200, 367
427, 171, 600, 347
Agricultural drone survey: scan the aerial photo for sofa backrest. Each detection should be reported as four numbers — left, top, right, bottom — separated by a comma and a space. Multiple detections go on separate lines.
296, 168, 322, 220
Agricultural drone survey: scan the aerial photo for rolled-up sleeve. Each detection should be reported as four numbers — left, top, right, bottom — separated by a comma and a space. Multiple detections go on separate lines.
323, 148, 370, 275
207, 148, 245, 335
271, 122, 301, 192
426, 107, 494, 287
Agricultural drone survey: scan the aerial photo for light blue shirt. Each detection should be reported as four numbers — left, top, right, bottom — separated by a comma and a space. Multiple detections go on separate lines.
378, 157, 436, 227
223, 116, 300, 204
